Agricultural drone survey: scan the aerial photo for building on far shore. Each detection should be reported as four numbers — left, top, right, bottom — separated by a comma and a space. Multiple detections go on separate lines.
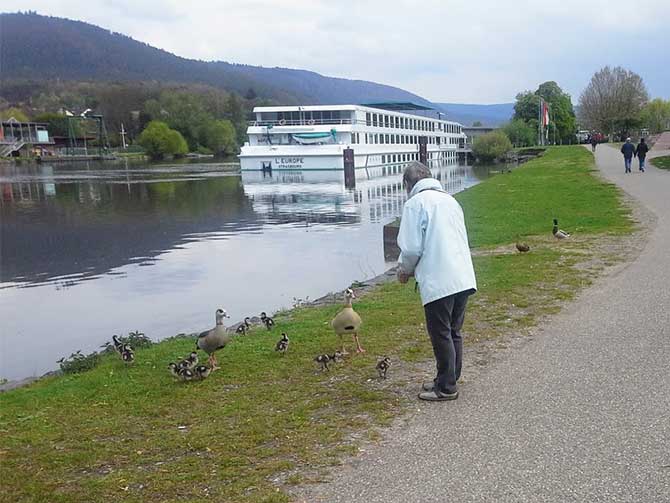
1, 118, 54, 157
462, 126, 496, 147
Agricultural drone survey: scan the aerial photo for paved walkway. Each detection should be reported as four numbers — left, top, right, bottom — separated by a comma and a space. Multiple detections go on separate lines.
301, 143, 670, 503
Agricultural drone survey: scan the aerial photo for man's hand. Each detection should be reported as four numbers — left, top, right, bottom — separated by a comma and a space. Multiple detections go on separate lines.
397, 270, 411, 284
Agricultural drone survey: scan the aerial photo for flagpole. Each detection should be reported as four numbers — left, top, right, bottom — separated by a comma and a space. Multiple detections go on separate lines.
538, 97, 542, 146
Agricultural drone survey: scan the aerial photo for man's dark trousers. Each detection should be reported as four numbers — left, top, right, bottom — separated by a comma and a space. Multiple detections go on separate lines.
424, 290, 471, 394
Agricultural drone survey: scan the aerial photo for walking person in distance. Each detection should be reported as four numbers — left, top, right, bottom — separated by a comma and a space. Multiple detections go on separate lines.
635, 138, 649, 172
621, 138, 636, 173
396, 162, 477, 402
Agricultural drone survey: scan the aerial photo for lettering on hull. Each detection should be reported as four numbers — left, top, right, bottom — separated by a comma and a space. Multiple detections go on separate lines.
274, 157, 304, 169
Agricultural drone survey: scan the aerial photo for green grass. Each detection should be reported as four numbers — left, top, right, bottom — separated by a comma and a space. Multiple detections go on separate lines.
0, 146, 635, 502
651, 155, 670, 170
456, 146, 632, 247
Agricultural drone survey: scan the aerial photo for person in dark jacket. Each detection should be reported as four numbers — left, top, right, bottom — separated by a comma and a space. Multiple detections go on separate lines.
621, 138, 635, 173
590, 136, 598, 152
635, 138, 649, 172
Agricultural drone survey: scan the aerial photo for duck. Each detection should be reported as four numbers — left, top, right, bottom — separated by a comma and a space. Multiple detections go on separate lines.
177, 351, 199, 371
260, 312, 275, 330
112, 335, 125, 354
376, 357, 391, 379
314, 354, 332, 371
516, 242, 530, 253
178, 367, 195, 381
121, 347, 135, 363
275, 333, 289, 355
168, 362, 180, 378
552, 218, 570, 239
235, 324, 247, 336
330, 288, 365, 354
244, 317, 251, 329
196, 308, 232, 370
193, 365, 212, 380
315, 351, 343, 371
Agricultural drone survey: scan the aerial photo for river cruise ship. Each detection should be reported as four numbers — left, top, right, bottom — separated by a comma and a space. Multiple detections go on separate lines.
239, 102, 466, 179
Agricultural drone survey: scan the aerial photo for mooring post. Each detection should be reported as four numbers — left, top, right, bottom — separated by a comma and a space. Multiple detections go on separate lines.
419, 136, 428, 165
343, 148, 355, 188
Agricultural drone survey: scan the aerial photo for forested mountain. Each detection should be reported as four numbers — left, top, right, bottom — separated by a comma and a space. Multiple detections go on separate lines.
0, 12, 432, 106
435, 103, 514, 127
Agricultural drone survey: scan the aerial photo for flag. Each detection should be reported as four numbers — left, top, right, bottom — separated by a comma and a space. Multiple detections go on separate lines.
542, 101, 550, 128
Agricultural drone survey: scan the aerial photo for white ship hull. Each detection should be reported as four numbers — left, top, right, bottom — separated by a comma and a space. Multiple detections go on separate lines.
239, 103, 466, 180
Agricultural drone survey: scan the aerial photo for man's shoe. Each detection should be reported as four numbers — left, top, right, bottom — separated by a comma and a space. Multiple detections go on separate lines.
422, 381, 435, 391
418, 389, 458, 401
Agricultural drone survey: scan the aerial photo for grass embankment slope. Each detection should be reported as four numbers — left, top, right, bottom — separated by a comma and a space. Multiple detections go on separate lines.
650, 155, 670, 170
0, 147, 634, 502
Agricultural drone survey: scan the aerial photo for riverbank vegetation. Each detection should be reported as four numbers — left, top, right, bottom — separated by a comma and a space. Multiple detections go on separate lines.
471, 130, 513, 162
0, 147, 635, 502
0, 80, 256, 154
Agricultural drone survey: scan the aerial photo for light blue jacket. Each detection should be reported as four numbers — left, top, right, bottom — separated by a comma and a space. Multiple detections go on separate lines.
397, 178, 477, 305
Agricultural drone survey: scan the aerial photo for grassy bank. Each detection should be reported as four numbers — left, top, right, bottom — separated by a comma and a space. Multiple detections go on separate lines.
650, 155, 670, 170
0, 147, 634, 502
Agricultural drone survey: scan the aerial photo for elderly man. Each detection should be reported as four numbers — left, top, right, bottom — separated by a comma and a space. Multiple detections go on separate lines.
397, 162, 477, 401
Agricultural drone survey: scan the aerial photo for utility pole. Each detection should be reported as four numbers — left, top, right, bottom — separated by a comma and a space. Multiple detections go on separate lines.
120, 123, 128, 149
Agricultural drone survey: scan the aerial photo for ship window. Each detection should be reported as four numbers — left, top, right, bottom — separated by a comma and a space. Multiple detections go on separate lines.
382, 155, 386, 163
395, 117, 399, 128
385, 134, 390, 143
373, 114, 378, 127
366, 112, 371, 126
381, 134, 385, 144
395, 134, 400, 144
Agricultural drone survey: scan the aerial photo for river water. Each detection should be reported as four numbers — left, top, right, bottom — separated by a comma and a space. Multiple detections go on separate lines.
0, 159, 490, 380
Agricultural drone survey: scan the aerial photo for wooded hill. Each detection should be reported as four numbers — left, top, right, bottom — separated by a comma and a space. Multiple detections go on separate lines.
0, 12, 433, 106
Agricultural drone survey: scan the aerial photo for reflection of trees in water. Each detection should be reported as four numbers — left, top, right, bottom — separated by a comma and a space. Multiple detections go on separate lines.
1, 175, 256, 286
1, 159, 485, 288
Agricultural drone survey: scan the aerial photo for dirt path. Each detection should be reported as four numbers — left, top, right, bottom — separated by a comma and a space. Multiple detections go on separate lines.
296, 145, 670, 503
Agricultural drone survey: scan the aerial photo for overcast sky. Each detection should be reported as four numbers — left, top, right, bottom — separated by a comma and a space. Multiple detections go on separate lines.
5, 0, 670, 103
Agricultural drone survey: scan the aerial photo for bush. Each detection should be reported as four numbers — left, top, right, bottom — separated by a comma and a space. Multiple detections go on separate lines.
472, 131, 513, 162
100, 330, 153, 354
502, 119, 536, 147
137, 121, 189, 159
57, 350, 101, 374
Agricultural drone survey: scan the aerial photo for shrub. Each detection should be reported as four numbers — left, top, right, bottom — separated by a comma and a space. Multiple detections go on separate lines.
57, 350, 101, 374
137, 120, 189, 159
472, 130, 513, 162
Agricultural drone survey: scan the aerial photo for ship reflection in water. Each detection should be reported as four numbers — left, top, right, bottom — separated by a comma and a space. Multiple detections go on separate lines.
0, 159, 487, 380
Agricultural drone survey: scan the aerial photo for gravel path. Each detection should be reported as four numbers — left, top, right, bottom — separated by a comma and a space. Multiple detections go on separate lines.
297, 144, 670, 503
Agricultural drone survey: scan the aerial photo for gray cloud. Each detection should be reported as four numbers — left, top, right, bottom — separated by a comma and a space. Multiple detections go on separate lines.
4, 0, 669, 102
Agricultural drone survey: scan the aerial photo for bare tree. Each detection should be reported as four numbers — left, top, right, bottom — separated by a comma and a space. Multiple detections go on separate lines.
579, 66, 649, 139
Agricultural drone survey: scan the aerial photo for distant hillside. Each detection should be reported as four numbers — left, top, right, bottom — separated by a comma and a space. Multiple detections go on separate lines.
436, 103, 515, 127
0, 12, 432, 106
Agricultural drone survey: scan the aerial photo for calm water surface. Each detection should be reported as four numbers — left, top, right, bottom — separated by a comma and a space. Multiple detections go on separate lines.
0, 159, 490, 380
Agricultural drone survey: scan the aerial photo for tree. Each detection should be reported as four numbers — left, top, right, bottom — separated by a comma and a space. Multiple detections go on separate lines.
33, 112, 82, 137
472, 131, 512, 162
199, 119, 238, 155
514, 81, 577, 144
137, 121, 188, 159
244, 87, 258, 100
224, 93, 247, 145
472, 121, 483, 127
579, 66, 649, 139
640, 98, 670, 134
502, 119, 535, 147
0, 107, 30, 122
